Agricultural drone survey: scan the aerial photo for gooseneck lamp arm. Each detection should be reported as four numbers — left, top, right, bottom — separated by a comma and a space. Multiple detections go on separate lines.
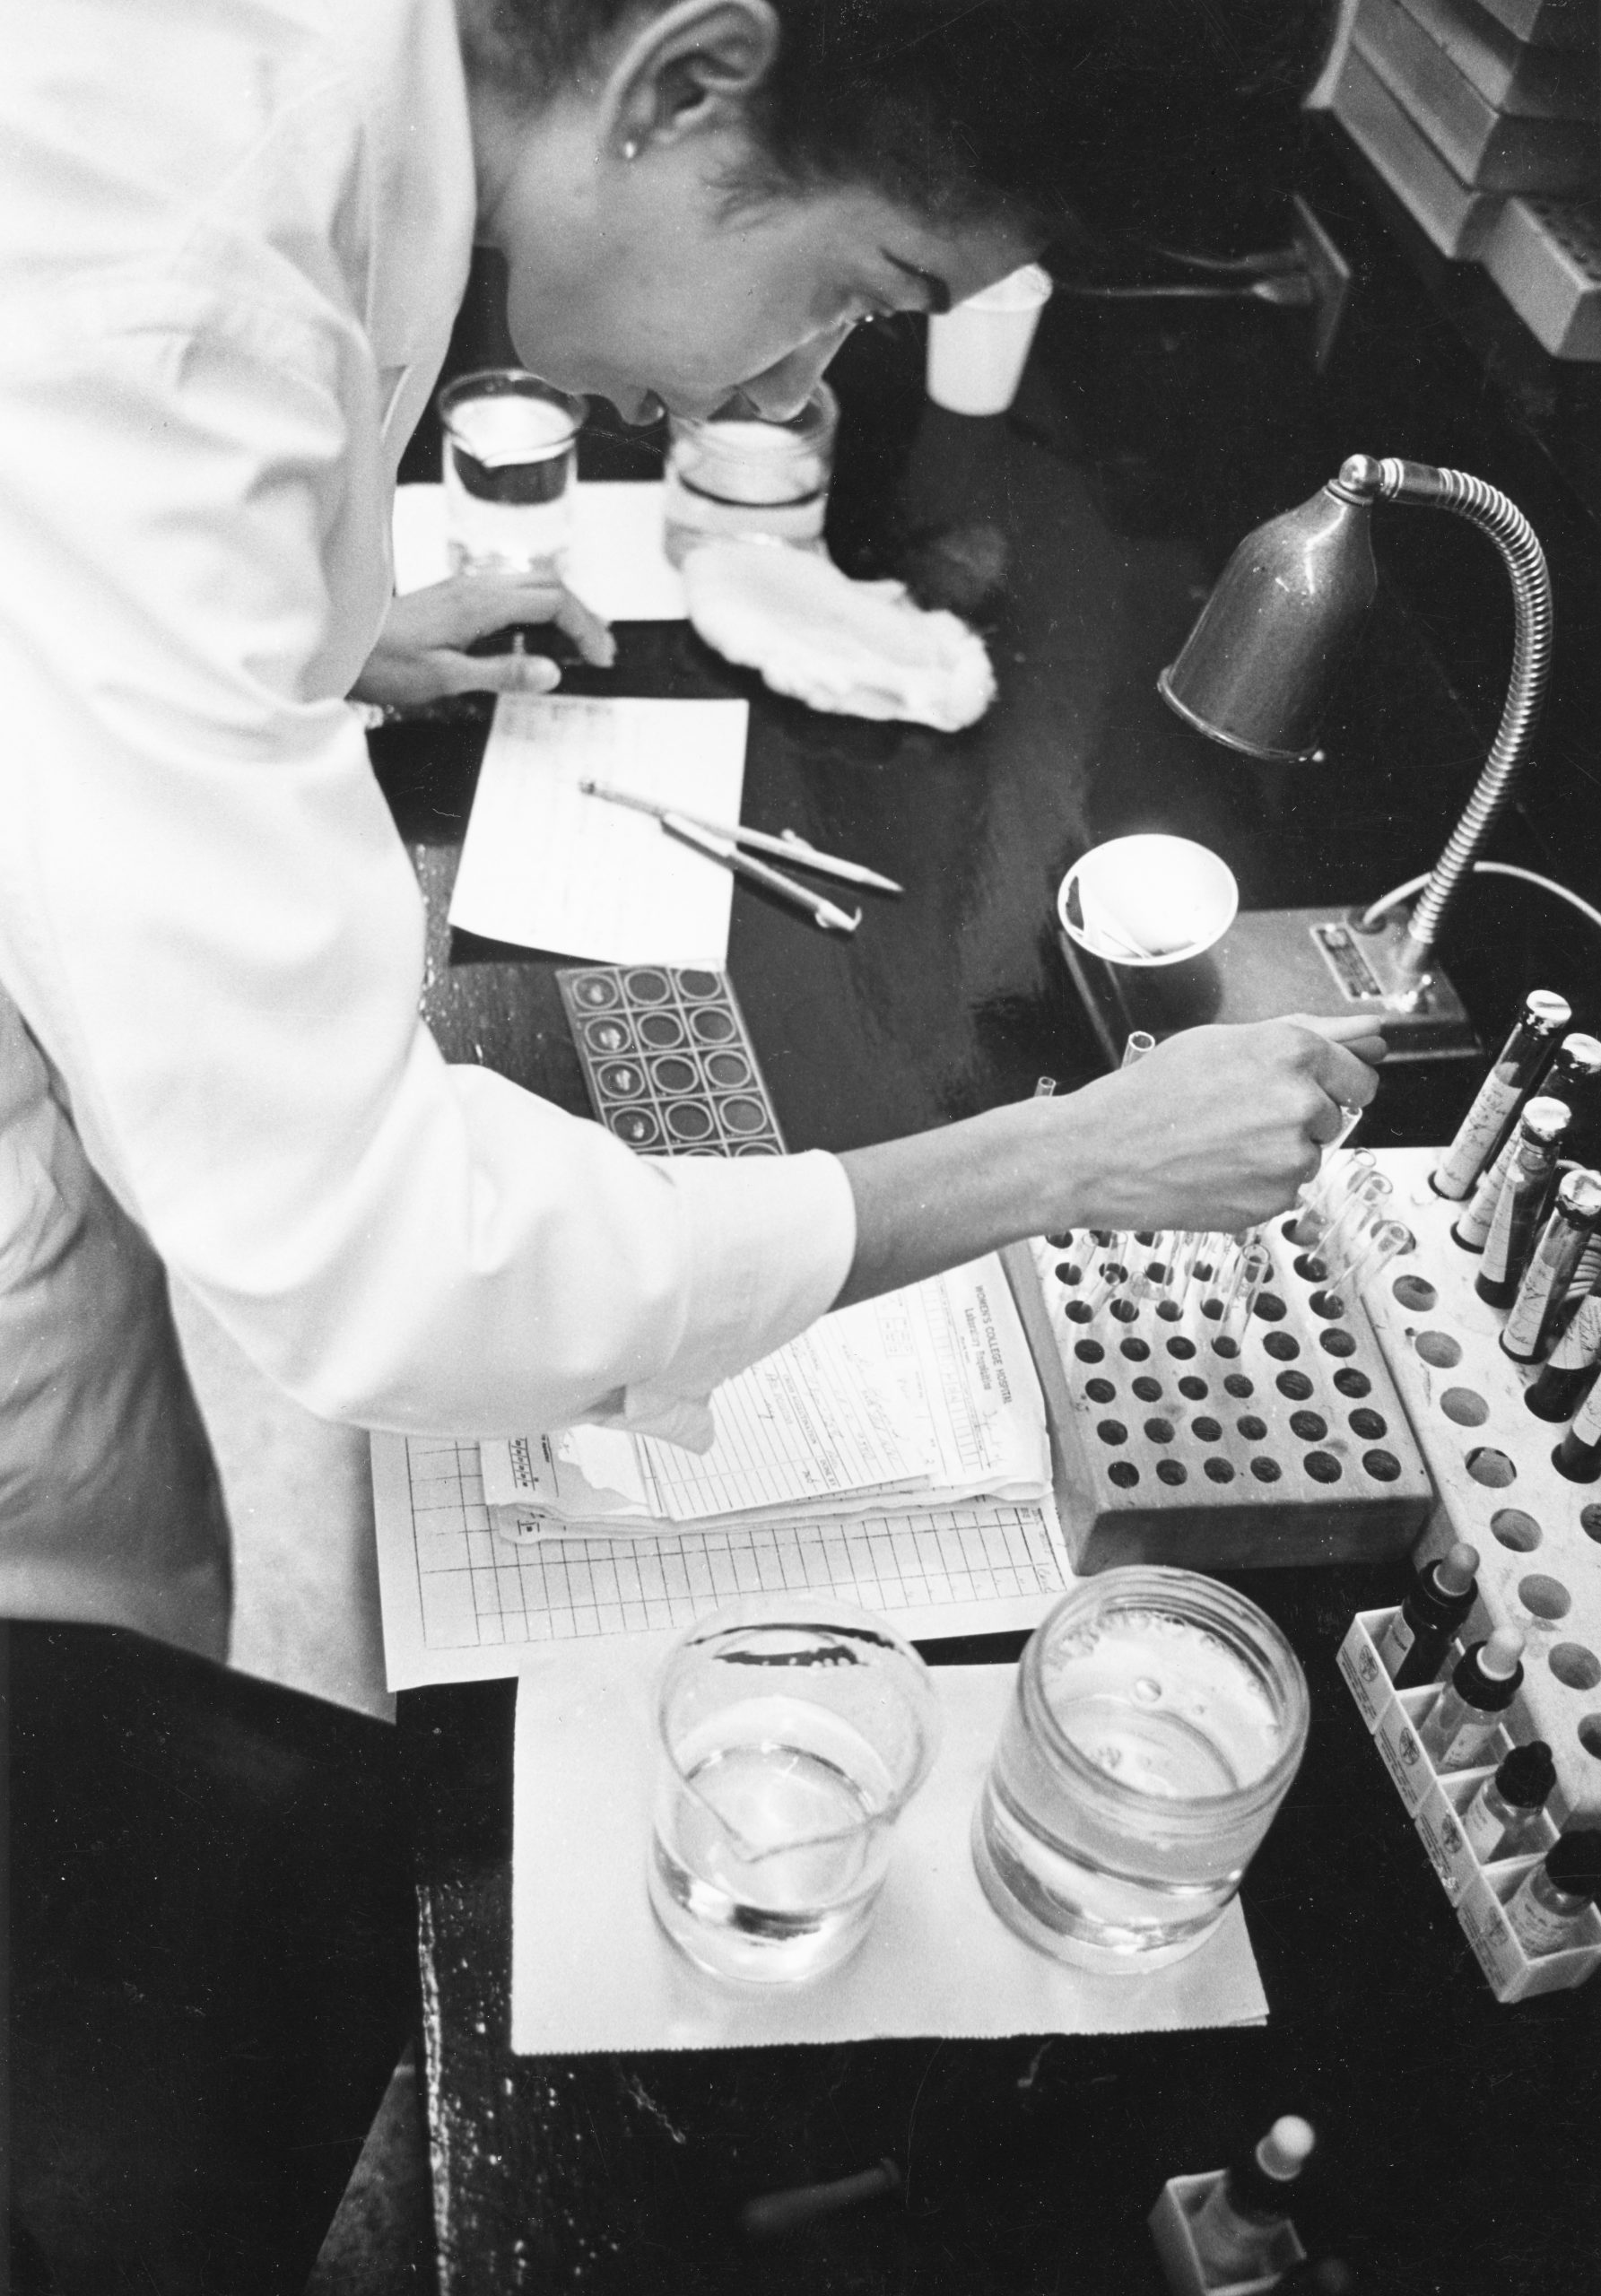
1159, 453, 1553, 993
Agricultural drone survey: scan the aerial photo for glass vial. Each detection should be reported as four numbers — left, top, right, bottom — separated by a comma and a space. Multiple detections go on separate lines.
1505, 1830, 1601, 1957
1189, 2118, 1316, 2283
1377, 1542, 1480, 1688
1453, 1094, 1570, 1255
1431, 991, 1569, 1200
1417, 1631, 1526, 1770
1462, 1740, 1555, 1862
1502, 1168, 1601, 1363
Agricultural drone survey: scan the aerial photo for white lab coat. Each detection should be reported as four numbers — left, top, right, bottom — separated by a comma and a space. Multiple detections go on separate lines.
0, 0, 856, 1654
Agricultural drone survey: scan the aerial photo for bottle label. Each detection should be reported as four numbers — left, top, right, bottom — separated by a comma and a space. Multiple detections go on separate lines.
1548, 1292, 1601, 1373
1462, 1782, 1508, 1861
1434, 1073, 1521, 1198
1457, 1138, 1518, 1249
1506, 1875, 1588, 1958
1434, 1714, 1502, 1771
1480, 1167, 1529, 1284
1502, 1220, 1583, 1358
1188, 2187, 1279, 2282
1572, 1376, 1601, 1448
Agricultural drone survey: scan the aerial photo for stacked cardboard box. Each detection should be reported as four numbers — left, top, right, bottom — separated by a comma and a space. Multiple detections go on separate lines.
1320, 0, 1600, 352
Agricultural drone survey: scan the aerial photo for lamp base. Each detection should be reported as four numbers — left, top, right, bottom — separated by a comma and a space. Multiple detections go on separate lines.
1060, 905, 1479, 1067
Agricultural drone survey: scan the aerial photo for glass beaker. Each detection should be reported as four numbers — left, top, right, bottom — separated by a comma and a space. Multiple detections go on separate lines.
439, 369, 587, 578
972, 1570, 1309, 1972
662, 385, 838, 566
648, 1596, 940, 1985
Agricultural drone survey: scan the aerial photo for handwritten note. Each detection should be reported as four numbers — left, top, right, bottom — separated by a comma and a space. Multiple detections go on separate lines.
448, 694, 748, 962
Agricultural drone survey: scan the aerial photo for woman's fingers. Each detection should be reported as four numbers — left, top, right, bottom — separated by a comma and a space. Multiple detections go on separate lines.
438, 575, 616, 665
1292, 1012, 1392, 1068
439, 648, 562, 698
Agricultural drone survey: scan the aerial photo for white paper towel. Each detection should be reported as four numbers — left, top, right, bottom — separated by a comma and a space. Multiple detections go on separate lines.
511, 1648, 1268, 2054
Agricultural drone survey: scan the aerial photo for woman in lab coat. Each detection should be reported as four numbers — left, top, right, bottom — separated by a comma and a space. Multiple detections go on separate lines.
0, 0, 1381, 1661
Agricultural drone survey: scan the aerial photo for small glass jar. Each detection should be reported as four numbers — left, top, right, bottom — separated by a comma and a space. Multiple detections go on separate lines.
972, 1569, 1309, 1971
662, 385, 838, 567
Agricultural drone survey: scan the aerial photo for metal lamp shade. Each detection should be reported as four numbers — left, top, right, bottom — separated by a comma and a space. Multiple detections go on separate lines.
1159, 482, 1379, 761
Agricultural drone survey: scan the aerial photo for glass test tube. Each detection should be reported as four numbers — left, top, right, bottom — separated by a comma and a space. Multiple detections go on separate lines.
1217, 1241, 1272, 1343
1157, 1231, 1202, 1320
1196, 1232, 1240, 1323
1317, 1175, 1395, 1276
1292, 1149, 1376, 1246
1325, 1218, 1411, 1300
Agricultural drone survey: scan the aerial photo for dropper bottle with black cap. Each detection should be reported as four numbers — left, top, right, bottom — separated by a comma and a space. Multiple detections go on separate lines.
1505, 1830, 1601, 1957
1417, 1631, 1526, 1770
1376, 1542, 1480, 1689
1462, 1741, 1556, 1863
1189, 2117, 1316, 2284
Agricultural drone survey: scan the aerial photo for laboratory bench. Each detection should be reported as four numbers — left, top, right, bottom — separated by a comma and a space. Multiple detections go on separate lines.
372, 267, 1601, 2294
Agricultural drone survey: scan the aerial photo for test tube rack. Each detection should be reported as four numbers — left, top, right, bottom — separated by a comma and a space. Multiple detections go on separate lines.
1338, 1608, 1601, 2001
1359, 1147, 1601, 1824
1000, 1221, 1433, 1575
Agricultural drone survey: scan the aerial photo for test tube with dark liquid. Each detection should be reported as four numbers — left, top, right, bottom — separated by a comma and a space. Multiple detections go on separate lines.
1431, 991, 1570, 1200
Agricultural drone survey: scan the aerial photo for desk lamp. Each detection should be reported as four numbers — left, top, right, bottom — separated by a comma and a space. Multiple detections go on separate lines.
1147, 453, 1553, 1062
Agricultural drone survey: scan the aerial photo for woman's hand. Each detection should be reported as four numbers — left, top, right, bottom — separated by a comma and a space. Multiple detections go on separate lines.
1057, 1015, 1386, 1235
833, 1015, 1387, 1309
351, 574, 615, 708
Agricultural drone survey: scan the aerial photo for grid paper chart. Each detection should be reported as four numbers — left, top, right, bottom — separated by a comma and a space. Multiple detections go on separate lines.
378, 1436, 1071, 1686
557, 963, 784, 1155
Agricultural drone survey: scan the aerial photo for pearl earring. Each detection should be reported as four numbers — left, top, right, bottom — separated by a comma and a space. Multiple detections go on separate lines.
622, 137, 640, 161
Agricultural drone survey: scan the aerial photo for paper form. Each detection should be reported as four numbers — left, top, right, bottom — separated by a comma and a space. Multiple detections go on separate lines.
447, 693, 747, 962
509, 1649, 1268, 2052
370, 1432, 1072, 1690
477, 1258, 1050, 1535
638, 1317, 930, 1520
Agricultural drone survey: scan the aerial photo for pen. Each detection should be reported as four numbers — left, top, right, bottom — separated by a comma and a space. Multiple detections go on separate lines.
579, 779, 902, 893
661, 813, 861, 935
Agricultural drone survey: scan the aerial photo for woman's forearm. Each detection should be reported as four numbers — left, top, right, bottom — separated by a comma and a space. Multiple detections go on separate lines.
834, 1014, 1386, 1309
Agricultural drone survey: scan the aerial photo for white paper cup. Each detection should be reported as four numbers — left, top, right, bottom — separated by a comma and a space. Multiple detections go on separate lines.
926, 264, 1053, 415
1057, 835, 1239, 967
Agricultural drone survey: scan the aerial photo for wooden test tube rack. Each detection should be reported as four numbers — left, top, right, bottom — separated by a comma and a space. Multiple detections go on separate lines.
1002, 1218, 1432, 1575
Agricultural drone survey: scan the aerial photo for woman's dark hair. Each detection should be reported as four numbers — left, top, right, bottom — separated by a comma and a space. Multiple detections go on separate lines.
470, 0, 1330, 239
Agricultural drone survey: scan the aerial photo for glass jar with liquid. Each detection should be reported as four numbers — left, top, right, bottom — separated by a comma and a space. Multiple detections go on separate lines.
971, 1569, 1309, 1972
663, 385, 838, 566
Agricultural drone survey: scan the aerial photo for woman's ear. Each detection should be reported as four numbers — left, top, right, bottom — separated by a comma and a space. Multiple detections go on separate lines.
607, 0, 781, 159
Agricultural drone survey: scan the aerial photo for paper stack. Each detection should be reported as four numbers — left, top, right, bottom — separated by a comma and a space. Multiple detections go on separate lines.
479, 1255, 1052, 1538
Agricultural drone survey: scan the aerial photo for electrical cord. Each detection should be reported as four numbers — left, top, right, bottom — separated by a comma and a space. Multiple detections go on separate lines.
1052, 276, 1312, 306
1361, 862, 1601, 940
1128, 236, 1304, 278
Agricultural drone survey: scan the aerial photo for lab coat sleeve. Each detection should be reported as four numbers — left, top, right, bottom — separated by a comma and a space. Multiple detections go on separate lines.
0, 280, 857, 1438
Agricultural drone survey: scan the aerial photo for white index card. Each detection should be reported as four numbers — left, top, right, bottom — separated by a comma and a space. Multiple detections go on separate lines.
448, 693, 748, 963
